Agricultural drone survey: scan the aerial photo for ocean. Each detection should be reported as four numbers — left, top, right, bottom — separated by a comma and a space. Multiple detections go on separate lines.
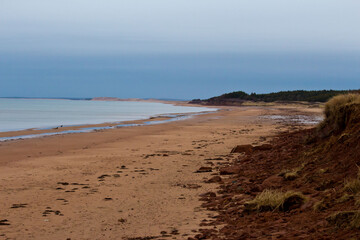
0, 98, 214, 132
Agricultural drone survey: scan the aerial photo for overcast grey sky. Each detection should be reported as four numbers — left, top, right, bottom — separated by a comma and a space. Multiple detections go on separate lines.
2, 0, 360, 54
1, 1, 359, 98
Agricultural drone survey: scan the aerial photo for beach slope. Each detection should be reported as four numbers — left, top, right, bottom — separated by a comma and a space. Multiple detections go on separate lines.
0, 104, 321, 239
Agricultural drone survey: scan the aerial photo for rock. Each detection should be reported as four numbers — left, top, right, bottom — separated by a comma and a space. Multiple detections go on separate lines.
205, 176, 223, 183
300, 199, 316, 211
199, 192, 216, 198
261, 175, 283, 189
184, 184, 202, 189
281, 194, 306, 211
230, 144, 253, 154
195, 167, 213, 173
220, 166, 241, 175
253, 144, 273, 151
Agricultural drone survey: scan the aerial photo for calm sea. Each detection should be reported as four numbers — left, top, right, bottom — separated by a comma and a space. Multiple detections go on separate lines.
0, 98, 214, 132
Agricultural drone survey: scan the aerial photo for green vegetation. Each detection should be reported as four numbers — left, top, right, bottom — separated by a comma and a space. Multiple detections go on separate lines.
245, 189, 306, 212
207, 90, 359, 103
222, 90, 350, 102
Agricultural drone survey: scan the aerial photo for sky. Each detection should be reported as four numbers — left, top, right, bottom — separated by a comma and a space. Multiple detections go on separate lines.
1, 0, 359, 99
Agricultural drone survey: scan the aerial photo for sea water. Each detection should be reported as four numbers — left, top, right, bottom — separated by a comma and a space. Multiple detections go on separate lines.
0, 98, 214, 132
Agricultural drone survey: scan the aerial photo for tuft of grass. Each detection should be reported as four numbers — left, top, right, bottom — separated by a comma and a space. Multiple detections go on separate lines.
319, 93, 360, 133
313, 199, 328, 212
327, 211, 360, 229
355, 194, 360, 206
336, 193, 353, 204
343, 167, 360, 194
279, 164, 304, 181
283, 172, 298, 180
319, 168, 329, 174
324, 94, 360, 118
245, 189, 306, 212
344, 179, 360, 194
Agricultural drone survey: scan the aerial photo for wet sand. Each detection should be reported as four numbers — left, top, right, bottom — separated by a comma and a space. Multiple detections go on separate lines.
0, 104, 322, 240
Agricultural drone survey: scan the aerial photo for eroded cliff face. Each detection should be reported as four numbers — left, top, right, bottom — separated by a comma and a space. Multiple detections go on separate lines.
192, 95, 360, 240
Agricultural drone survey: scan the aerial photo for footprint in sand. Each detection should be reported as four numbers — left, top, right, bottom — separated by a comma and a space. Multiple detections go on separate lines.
56, 199, 69, 205
42, 207, 63, 217
0, 219, 10, 226
10, 203, 28, 209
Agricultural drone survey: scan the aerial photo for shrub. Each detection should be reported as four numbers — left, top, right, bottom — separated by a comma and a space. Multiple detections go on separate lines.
245, 189, 306, 212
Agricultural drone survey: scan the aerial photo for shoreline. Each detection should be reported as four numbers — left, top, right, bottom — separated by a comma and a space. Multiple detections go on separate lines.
0, 99, 218, 140
0, 111, 216, 142
0, 111, 219, 141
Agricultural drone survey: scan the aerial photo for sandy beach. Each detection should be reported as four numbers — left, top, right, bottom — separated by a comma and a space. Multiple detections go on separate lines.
0, 104, 322, 240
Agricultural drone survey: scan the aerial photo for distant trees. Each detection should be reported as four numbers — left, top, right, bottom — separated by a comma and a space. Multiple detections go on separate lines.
205, 90, 359, 103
